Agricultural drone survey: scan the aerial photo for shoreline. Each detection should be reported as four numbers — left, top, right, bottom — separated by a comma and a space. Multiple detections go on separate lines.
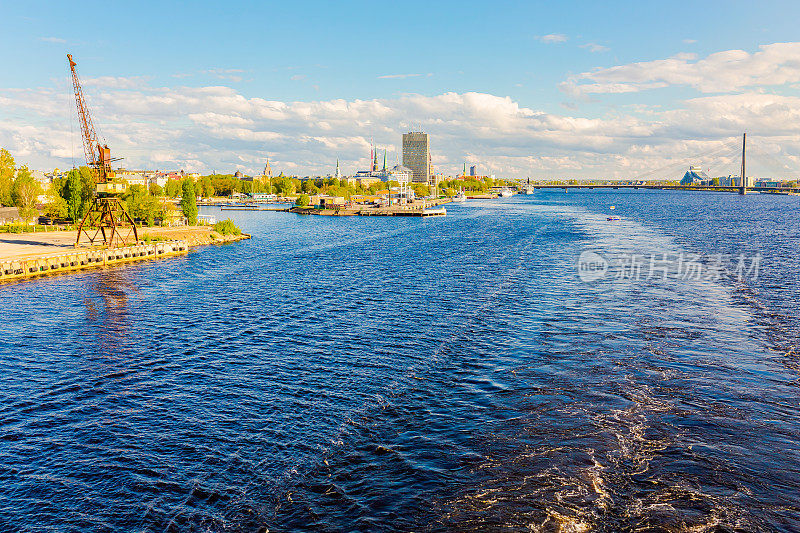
0, 226, 250, 284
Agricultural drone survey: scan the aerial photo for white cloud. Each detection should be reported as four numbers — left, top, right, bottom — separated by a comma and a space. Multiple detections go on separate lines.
378, 73, 422, 79
683, 39, 697, 44
580, 43, 609, 53
39, 36, 66, 44
203, 68, 245, 83
537, 34, 567, 44
564, 42, 800, 95
3, 77, 800, 179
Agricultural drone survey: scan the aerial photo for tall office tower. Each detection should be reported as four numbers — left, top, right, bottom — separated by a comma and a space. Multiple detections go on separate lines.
402, 132, 431, 184
469, 165, 477, 177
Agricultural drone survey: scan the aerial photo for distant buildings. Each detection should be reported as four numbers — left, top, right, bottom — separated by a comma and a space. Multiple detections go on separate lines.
469, 165, 477, 177
402, 132, 432, 184
680, 165, 710, 185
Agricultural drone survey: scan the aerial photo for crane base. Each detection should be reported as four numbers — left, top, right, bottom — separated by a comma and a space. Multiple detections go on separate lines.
75, 197, 139, 248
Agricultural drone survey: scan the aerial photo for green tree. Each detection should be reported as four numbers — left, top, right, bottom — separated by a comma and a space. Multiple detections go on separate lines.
296, 193, 310, 207
63, 169, 83, 221
149, 182, 164, 197
0, 148, 15, 206
711, 177, 720, 186
123, 184, 148, 218
200, 175, 215, 197
412, 183, 430, 197
445, 187, 456, 197
181, 179, 198, 225
165, 178, 182, 198
11, 166, 42, 223
44, 194, 68, 219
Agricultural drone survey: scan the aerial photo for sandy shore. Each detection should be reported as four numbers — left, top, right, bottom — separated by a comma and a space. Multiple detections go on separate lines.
0, 226, 248, 261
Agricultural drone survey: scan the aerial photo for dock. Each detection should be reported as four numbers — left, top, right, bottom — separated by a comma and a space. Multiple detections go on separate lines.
0, 241, 189, 283
0, 226, 250, 284
289, 205, 447, 217
221, 207, 289, 212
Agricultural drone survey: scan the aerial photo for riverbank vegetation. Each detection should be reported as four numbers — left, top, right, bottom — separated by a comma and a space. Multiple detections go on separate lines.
213, 219, 241, 236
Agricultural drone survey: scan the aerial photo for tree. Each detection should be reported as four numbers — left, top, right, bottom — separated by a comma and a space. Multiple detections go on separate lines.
445, 187, 456, 197
296, 194, 310, 207
11, 166, 42, 223
123, 184, 148, 218
412, 183, 430, 198
61, 169, 84, 221
200, 175, 215, 197
165, 178, 182, 198
181, 179, 198, 225
0, 148, 15, 206
711, 177, 720, 186
44, 194, 68, 219
149, 182, 164, 197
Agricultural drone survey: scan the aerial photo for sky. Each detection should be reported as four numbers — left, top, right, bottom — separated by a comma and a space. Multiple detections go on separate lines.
2, 0, 800, 179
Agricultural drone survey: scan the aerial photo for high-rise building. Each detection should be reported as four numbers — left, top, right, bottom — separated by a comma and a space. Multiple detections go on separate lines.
469, 165, 477, 177
402, 132, 431, 184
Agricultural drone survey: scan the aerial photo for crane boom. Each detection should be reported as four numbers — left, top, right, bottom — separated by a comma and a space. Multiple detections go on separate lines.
67, 53, 117, 184
67, 54, 99, 171
67, 53, 137, 248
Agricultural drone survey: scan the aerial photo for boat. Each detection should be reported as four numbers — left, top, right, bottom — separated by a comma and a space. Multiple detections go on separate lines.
452, 190, 467, 202
607, 215, 621, 221
498, 188, 514, 198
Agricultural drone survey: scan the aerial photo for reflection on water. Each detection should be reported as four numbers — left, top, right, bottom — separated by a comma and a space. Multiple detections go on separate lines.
0, 191, 799, 532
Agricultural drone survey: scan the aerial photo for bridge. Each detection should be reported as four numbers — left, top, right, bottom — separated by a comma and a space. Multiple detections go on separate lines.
519, 184, 800, 194
515, 133, 800, 196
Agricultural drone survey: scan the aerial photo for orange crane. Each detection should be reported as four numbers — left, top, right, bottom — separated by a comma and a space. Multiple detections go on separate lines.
68, 53, 138, 247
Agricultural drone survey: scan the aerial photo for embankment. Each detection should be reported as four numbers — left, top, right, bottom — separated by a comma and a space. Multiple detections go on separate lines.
0, 226, 250, 283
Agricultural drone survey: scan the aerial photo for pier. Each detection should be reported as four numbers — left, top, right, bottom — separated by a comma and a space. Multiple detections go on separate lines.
0, 226, 250, 283
0, 240, 189, 282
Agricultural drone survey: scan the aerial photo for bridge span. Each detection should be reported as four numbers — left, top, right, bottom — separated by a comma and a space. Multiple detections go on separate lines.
520, 184, 800, 194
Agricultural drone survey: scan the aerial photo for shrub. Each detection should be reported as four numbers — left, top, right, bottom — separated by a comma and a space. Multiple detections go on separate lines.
213, 218, 241, 236
296, 194, 310, 207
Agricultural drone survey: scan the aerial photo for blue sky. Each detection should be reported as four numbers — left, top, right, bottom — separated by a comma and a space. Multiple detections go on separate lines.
3, 0, 800, 178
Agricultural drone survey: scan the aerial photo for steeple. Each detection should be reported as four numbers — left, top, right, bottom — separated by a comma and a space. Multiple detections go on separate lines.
382, 150, 387, 172
335, 158, 340, 179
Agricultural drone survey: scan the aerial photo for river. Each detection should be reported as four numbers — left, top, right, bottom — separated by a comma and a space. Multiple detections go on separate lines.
1, 191, 798, 531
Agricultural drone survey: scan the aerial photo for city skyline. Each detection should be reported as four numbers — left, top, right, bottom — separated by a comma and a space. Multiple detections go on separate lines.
3, 1, 800, 178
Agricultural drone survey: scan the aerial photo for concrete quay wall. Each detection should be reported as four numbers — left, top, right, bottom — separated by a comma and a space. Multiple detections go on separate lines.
0, 241, 189, 283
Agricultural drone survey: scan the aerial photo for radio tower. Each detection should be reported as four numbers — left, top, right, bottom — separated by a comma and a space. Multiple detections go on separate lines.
68, 54, 138, 248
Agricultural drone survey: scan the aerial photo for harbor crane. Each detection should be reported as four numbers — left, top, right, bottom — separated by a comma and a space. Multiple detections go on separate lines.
68, 53, 138, 248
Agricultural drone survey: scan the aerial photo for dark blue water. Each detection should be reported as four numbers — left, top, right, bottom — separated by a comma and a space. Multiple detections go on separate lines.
1, 191, 799, 532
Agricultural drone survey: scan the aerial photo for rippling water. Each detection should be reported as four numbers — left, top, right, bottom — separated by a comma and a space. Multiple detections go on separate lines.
1, 191, 799, 532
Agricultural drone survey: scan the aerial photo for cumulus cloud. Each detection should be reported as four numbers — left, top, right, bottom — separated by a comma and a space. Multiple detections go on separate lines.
2, 76, 800, 179
564, 42, 800, 95
537, 34, 567, 44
